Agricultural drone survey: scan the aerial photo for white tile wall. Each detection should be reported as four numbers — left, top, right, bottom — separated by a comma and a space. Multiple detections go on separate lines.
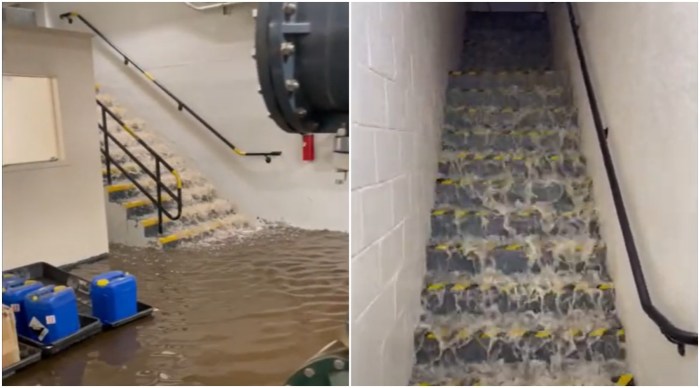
351, 3, 465, 385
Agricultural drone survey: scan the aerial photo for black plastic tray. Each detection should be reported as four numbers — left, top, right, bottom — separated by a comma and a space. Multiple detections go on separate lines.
18, 315, 102, 356
2, 342, 42, 379
3, 262, 153, 328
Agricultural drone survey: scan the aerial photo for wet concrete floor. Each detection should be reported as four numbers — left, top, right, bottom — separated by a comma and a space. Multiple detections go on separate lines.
6, 227, 348, 386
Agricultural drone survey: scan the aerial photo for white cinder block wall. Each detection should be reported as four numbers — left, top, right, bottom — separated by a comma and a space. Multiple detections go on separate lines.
351, 3, 464, 385
38, 2, 347, 232
548, 3, 698, 385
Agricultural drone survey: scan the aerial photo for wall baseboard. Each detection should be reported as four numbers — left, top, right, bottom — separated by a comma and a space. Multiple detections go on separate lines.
58, 252, 109, 272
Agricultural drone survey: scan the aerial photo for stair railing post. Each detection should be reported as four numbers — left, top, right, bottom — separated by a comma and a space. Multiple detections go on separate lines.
101, 106, 112, 185
156, 160, 163, 235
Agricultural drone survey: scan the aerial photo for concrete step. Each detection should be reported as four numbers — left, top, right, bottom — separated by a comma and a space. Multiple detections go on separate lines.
437, 151, 588, 181
425, 236, 610, 279
411, 361, 633, 386
434, 175, 591, 211
138, 199, 237, 237
114, 184, 216, 219
444, 105, 578, 130
442, 127, 579, 153
448, 70, 568, 89
446, 86, 570, 109
158, 213, 252, 249
460, 56, 552, 72
420, 272, 615, 316
429, 205, 600, 241
101, 140, 176, 164
465, 11, 549, 31
105, 176, 179, 201
415, 311, 624, 364
104, 168, 207, 201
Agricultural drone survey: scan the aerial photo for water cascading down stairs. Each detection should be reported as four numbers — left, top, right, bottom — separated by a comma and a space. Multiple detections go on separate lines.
96, 90, 255, 249
410, 12, 633, 385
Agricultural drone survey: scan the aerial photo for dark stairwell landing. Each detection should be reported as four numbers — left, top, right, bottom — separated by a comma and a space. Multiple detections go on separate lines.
410, 11, 632, 386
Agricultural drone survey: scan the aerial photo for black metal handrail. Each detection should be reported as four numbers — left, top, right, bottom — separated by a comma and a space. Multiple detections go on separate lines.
62, 12, 282, 163
98, 99, 182, 234
567, 2, 697, 355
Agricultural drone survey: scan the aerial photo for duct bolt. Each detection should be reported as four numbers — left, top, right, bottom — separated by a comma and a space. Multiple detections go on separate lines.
337, 126, 347, 136
333, 359, 344, 370
280, 42, 295, 56
295, 108, 307, 117
283, 3, 297, 15
285, 79, 300, 92
303, 368, 315, 377
252, 8, 257, 18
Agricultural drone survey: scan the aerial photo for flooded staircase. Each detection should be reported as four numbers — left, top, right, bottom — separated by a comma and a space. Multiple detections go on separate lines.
410, 12, 633, 385
96, 90, 254, 249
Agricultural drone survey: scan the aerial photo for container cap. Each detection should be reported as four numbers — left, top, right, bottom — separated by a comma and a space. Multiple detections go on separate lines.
54, 285, 66, 292
24, 280, 37, 285
96, 279, 109, 287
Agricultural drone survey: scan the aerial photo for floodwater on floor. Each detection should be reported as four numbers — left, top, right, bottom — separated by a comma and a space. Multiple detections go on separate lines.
5, 227, 348, 386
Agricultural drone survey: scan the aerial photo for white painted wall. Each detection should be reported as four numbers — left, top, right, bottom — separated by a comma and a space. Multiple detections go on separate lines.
350, 3, 464, 385
3, 26, 109, 270
41, 2, 347, 232
548, 3, 698, 385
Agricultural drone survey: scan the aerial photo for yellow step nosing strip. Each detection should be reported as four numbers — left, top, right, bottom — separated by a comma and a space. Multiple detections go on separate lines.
616, 374, 634, 386
123, 195, 173, 209
440, 325, 623, 340
158, 219, 227, 246
102, 164, 140, 173
106, 183, 135, 193
140, 217, 174, 228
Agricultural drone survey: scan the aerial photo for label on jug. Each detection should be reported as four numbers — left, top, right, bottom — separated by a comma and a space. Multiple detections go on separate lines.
29, 316, 49, 341
11, 303, 19, 312
46, 315, 56, 325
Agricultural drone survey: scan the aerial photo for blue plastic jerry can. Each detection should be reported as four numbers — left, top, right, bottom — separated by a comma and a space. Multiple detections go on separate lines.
2, 273, 24, 289
90, 271, 137, 324
2, 280, 43, 337
24, 285, 80, 344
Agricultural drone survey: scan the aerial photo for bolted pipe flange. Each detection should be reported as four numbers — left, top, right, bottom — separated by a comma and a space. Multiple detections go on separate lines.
255, 3, 348, 134
283, 2, 297, 15
333, 359, 344, 370
280, 41, 295, 56
285, 79, 300, 92
303, 368, 315, 378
